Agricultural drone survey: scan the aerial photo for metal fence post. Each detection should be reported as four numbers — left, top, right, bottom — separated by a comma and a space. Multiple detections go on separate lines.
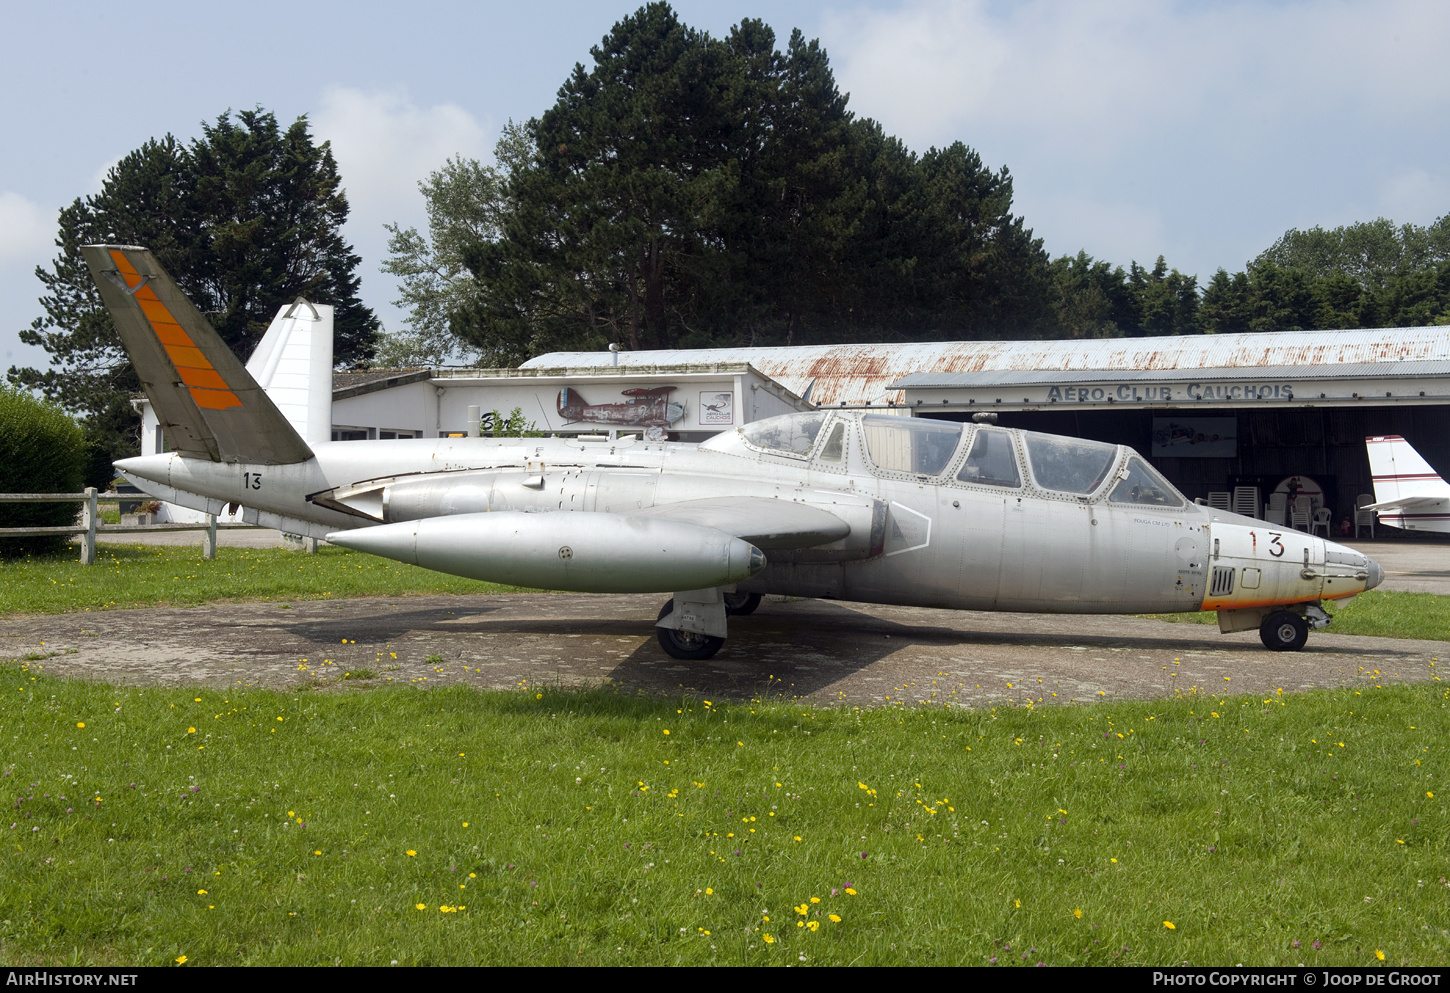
80, 487, 97, 565
203, 514, 217, 560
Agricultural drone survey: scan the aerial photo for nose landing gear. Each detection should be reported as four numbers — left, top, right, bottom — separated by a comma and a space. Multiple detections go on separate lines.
1259, 610, 1310, 651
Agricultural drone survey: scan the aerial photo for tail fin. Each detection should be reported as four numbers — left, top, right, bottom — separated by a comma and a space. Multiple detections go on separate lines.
1366, 435, 1447, 504
82, 245, 314, 465
245, 298, 335, 447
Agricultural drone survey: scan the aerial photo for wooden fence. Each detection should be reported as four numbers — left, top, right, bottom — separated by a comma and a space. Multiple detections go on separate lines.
0, 489, 267, 564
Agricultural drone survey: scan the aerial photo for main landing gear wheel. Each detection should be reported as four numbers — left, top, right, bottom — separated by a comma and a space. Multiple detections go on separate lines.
656, 600, 725, 661
1259, 610, 1309, 652
723, 591, 762, 616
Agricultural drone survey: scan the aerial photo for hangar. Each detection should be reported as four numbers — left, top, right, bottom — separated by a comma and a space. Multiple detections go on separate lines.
523, 326, 1450, 536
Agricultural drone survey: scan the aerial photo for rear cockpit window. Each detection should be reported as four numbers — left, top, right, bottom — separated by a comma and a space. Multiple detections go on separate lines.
957, 428, 1020, 487
861, 416, 963, 475
1023, 432, 1118, 494
740, 412, 827, 456
1109, 458, 1185, 507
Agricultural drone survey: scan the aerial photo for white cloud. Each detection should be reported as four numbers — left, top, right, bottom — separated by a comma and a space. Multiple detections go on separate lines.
819, 0, 1450, 277
311, 86, 494, 335
823, 0, 1450, 155
0, 191, 54, 266
312, 86, 492, 237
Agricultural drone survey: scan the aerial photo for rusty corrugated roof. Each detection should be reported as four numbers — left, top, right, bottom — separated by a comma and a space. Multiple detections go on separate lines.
523, 327, 1450, 406
893, 360, 1450, 389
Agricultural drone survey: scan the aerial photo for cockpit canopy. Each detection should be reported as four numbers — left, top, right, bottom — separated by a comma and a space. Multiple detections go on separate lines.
738, 411, 828, 456
713, 411, 1184, 507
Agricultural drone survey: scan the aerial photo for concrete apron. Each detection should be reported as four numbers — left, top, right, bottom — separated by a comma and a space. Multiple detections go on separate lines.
2, 593, 1444, 708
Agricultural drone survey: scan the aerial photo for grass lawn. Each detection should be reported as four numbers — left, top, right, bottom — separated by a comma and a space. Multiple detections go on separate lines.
2, 666, 1448, 966
0, 543, 522, 614
4, 539, 1448, 965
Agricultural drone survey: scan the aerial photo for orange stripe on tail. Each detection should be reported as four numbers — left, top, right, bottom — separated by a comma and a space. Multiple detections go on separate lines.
110, 249, 243, 410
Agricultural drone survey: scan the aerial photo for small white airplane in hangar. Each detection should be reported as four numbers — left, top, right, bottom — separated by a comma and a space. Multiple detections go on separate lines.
1365, 435, 1450, 534
86, 245, 1385, 658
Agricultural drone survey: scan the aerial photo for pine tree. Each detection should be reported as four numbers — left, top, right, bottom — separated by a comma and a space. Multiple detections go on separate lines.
399, 3, 1052, 361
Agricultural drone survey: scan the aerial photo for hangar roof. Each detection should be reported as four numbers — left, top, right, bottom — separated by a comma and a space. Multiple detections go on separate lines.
892, 360, 1450, 389
525, 326, 1450, 407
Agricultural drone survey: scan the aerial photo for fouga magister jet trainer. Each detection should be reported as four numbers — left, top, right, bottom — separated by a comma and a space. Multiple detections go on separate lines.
85, 245, 1384, 658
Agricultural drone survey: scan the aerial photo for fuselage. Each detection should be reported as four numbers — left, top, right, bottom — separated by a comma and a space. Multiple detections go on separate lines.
117, 411, 1382, 615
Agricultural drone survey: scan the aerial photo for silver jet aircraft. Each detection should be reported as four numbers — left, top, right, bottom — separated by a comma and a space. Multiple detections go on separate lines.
86, 245, 1384, 658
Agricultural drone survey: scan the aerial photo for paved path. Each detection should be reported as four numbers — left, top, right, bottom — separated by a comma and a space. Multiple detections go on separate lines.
95, 528, 289, 549
3, 594, 1443, 707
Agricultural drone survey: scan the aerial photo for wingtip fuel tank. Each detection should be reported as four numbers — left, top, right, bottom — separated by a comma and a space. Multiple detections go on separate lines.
326, 511, 767, 594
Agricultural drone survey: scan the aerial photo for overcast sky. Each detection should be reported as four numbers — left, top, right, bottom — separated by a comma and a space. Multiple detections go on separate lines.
3, 0, 1447, 374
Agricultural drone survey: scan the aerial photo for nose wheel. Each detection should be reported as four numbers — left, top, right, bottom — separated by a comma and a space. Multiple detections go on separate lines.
1259, 610, 1309, 651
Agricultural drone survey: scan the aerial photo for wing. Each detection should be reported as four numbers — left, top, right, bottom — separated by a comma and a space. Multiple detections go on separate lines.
1364, 496, 1450, 513
631, 496, 850, 549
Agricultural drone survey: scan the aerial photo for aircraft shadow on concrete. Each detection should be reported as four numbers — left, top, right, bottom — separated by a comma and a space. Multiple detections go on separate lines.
273, 603, 510, 643
601, 599, 1429, 700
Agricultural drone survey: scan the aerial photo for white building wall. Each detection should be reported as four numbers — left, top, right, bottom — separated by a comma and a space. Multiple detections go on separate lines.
332, 381, 435, 438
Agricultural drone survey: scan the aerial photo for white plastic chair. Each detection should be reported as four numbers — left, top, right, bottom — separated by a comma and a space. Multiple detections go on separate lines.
1266, 492, 1287, 526
1354, 494, 1376, 539
1310, 507, 1331, 537
1290, 496, 1312, 531
1208, 491, 1232, 512
1233, 486, 1260, 519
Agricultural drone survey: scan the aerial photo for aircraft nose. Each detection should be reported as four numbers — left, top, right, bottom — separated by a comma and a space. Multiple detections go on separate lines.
1365, 556, 1385, 591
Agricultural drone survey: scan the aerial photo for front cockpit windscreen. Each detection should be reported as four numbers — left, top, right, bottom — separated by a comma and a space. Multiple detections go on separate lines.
818, 423, 846, 463
1109, 457, 1185, 508
957, 428, 1020, 487
1022, 432, 1119, 494
740, 412, 828, 456
861, 416, 964, 475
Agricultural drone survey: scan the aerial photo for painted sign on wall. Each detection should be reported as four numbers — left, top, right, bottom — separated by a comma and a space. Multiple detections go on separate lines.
699, 391, 734, 425
557, 387, 686, 427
